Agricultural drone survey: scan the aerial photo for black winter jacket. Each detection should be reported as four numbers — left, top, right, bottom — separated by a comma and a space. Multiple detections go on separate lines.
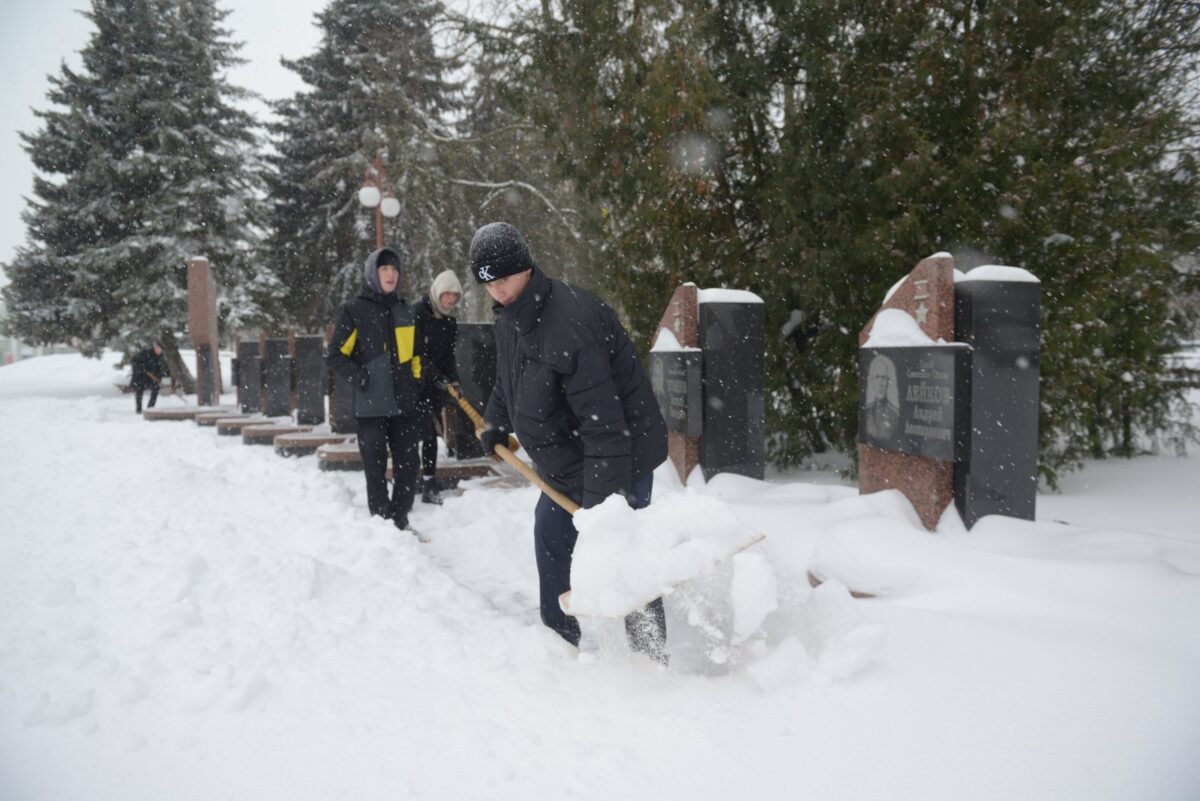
415, 295, 458, 409
327, 285, 423, 418
130, 348, 169, 389
484, 267, 667, 508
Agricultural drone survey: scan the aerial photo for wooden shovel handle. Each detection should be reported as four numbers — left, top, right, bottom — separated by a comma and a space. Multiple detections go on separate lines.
446, 384, 580, 514
493, 443, 581, 515
446, 383, 486, 429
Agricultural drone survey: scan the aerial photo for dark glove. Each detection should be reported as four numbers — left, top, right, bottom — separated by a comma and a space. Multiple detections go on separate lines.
477, 422, 506, 453
357, 366, 369, 390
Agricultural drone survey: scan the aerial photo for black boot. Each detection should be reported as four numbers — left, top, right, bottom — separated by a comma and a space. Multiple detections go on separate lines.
394, 514, 430, 542
421, 478, 443, 505
625, 598, 669, 667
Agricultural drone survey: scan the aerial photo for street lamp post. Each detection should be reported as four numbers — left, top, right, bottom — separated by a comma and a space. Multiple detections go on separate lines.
358, 151, 401, 249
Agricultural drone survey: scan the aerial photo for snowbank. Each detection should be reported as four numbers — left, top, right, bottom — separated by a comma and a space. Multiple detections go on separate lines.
1, 352, 1198, 801
568, 489, 763, 617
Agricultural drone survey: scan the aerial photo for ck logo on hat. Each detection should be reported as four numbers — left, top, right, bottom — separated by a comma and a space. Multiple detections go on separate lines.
477, 264, 494, 281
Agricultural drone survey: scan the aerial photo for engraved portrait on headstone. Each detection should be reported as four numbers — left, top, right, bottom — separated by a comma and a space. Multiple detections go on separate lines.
864, 354, 900, 441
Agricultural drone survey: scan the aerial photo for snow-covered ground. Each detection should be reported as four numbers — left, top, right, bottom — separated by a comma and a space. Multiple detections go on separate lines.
1, 351, 1198, 801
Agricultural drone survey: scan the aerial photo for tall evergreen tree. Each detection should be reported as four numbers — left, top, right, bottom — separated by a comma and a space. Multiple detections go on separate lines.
1, 0, 264, 374
502, 0, 1200, 482
441, 23, 596, 321
261, 0, 464, 331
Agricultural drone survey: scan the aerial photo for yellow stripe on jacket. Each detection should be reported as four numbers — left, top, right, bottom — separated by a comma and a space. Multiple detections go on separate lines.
339, 328, 358, 357
395, 325, 421, 378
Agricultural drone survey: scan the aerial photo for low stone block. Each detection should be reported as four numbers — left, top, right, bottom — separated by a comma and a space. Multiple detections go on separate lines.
143, 408, 201, 422
317, 441, 363, 471
242, 423, 314, 446
274, 431, 352, 458
215, 415, 282, 436
193, 407, 239, 426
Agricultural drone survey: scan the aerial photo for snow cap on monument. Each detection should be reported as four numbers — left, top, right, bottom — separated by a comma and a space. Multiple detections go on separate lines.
470, 222, 535, 284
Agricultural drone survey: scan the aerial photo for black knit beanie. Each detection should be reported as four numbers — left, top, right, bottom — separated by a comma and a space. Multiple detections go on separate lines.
469, 223, 535, 284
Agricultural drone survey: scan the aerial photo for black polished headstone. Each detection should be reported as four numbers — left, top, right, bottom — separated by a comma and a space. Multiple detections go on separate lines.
649, 350, 702, 437
294, 335, 326, 425
236, 341, 261, 414
858, 346, 970, 461
699, 300, 765, 480
195, 343, 219, 405
450, 323, 497, 459
262, 338, 292, 418
954, 279, 1041, 526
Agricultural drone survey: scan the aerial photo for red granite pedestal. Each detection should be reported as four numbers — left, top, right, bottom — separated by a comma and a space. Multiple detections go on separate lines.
186, 257, 223, 405
654, 283, 702, 484
858, 253, 957, 530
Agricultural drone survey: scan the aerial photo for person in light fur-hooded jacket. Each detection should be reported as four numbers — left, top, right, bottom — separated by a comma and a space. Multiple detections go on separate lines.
414, 269, 463, 504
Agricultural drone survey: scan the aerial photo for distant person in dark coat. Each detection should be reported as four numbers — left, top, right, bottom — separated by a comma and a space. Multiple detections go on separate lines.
327, 247, 425, 536
473, 222, 670, 664
415, 269, 463, 505
131, 342, 170, 413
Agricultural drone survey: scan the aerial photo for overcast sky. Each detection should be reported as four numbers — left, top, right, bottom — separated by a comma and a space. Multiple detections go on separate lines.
0, 0, 331, 282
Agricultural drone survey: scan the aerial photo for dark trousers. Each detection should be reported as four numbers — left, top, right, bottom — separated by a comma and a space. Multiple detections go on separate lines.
420, 410, 440, 479
357, 414, 422, 524
534, 472, 667, 660
134, 384, 158, 412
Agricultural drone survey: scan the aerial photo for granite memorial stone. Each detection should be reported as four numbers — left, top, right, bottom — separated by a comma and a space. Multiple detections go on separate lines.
448, 323, 497, 460
953, 269, 1041, 526
858, 346, 969, 461
649, 350, 703, 438
652, 285, 702, 482
294, 335, 326, 426
186, 257, 222, 405
236, 340, 262, 414
858, 253, 958, 530
262, 338, 292, 418
699, 293, 765, 481
858, 255, 1041, 530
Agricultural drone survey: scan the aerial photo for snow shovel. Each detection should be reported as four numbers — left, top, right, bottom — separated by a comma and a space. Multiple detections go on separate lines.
445, 384, 764, 619
443, 384, 575, 506
445, 384, 615, 616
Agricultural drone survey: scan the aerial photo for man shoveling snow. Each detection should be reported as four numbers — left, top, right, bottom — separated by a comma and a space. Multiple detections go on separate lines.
471, 221, 672, 663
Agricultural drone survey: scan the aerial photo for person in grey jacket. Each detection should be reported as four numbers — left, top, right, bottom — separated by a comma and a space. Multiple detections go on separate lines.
474, 222, 669, 663
327, 247, 424, 534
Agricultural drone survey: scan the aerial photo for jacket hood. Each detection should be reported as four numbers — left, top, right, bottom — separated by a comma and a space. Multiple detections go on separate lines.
363, 247, 405, 294
429, 270, 464, 317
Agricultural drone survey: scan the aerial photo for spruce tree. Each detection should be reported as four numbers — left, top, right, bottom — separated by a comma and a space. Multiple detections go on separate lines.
261, 0, 463, 331
444, 25, 595, 319
1, 0, 263, 380
504, 0, 1200, 482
